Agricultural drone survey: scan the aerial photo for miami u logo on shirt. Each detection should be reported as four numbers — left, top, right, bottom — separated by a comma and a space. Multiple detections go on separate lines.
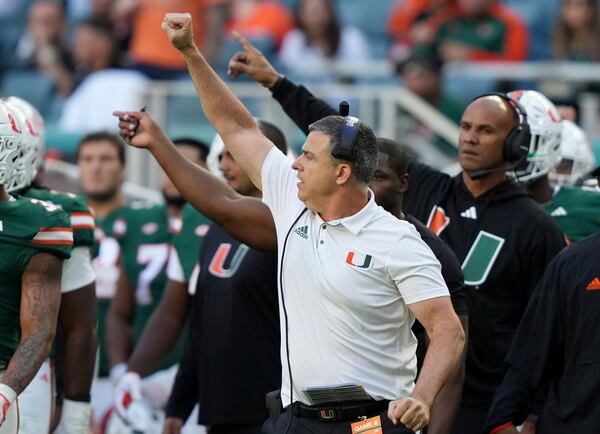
462, 231, 505, 286
208, 243, 250, 278
346, 251, 373, 269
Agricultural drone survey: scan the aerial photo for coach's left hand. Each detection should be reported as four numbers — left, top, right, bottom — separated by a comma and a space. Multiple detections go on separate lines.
388, 396, 430, 432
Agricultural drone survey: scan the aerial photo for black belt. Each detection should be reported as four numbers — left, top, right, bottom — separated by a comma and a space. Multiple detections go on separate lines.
293, 400, 390, 422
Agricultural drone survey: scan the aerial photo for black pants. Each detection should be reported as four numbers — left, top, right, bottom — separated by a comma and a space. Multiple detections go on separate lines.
451, 406, 488, 434
209, 423, 264, 434
262, 408, 414, 434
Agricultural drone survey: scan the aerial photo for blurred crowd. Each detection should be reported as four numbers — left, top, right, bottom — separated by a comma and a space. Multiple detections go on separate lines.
1, 0, 599, 130
1, 5, 600, 434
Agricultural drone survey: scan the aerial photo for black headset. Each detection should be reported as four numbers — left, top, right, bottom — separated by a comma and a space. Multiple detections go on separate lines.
331, 101, 360, 160
471, 92, 531, 163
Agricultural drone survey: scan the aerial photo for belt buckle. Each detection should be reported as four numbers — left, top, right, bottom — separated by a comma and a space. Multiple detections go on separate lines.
318, 408, 338, 421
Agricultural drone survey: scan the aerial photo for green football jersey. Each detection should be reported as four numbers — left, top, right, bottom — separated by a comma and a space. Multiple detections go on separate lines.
93, 202, 176, 377
92, 204, 131, 378
0, 196, 72, 370
23, 188, 95, 248
544, 186, 600, 243
168, 203, 211, 292
120, 203, 174, 369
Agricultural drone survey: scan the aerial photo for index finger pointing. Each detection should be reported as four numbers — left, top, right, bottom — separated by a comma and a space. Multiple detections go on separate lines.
232, 31, 256, 52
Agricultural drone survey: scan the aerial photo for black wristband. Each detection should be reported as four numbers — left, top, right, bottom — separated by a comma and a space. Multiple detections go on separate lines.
269, 74, 286, 94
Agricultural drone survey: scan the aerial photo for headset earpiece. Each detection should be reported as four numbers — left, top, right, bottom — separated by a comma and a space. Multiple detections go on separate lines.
503, 125, 529, 163
332, 101, 360, 160
339, 101, 350, 117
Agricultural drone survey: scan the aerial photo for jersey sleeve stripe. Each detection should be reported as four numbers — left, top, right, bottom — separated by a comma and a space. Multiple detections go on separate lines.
32, 239, 74, 246
33, 228, 74, 244
71, 213, 96, 229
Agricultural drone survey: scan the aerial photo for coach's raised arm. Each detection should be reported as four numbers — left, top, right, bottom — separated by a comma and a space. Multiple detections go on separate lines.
165, 12, 272, 188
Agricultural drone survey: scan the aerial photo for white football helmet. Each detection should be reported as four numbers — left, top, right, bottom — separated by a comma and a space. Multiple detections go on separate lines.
549, 120, 597, 187
507, 90, 562, 182
4, 96, 45, 191
0, 100, 24, 189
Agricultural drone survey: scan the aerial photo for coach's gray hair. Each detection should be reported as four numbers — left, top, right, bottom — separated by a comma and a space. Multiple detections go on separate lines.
308, 115, 377, 185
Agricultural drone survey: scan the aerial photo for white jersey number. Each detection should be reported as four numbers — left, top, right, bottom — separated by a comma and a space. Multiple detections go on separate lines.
136, 243, 169, 305
93, 237, 121, 300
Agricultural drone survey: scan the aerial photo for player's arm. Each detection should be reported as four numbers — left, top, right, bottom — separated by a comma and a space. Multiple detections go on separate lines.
120, 13, 273, 188
58, 282, 97, 393
127, 280, 191, 377
228, 32, 338, 134
114, 113, 278, 251
55, 280, 97, 433
105, 261, 135, 371
114, 279, 192, 420
1, 252, 62, 395
389, 297, 464, 432
426, 315, 468, 434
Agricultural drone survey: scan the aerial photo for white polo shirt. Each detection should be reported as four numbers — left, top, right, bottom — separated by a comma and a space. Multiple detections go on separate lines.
261, 148, 450, 406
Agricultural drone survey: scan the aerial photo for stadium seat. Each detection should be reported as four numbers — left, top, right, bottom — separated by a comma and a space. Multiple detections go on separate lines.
0, 0, 30, 72
441, 70, 498, 105
165, 124, 217, 147
592, 137, 600, 163
45, 128, 83, 154
502, 0, 562, 60
0, 26, 22, 72
333, 0, 394, 59
279, 0, 298, 10
166, 92, 211, 131
165, 78, 263, 133
0, 70, 58, 118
